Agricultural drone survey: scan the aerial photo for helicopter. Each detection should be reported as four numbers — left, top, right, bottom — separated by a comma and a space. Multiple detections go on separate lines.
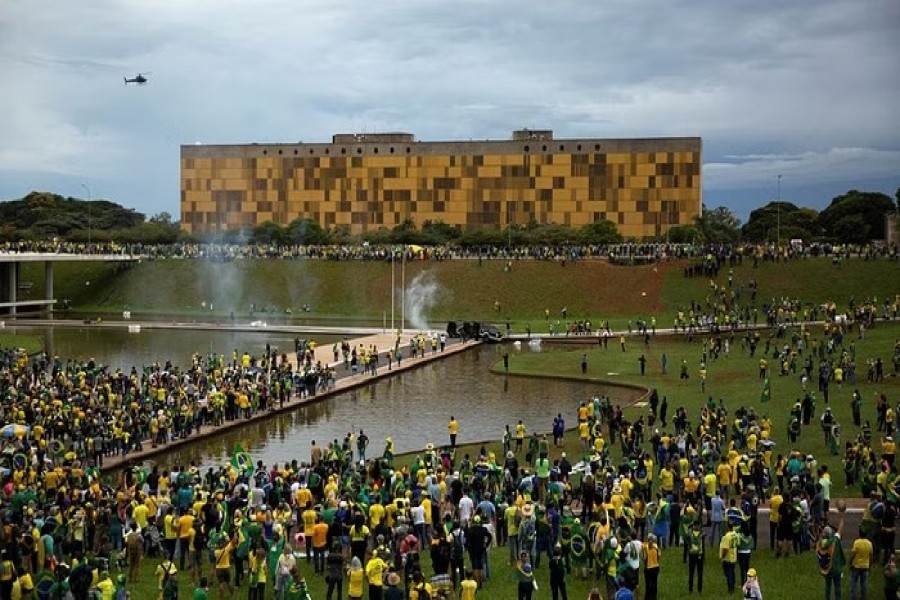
123, 72, 149, 85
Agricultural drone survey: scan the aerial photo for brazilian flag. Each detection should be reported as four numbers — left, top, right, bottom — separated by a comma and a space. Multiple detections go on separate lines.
231, 444, 253, 477
760, 377, 770, 403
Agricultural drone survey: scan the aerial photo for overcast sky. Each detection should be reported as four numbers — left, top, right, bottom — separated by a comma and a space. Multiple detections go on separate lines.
1, 0, 898, 223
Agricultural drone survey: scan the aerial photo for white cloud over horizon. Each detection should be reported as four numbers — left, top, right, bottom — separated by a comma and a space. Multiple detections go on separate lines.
0, 0, 897, 216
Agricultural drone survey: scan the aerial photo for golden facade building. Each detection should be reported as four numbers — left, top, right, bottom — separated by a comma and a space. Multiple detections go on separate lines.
180, 130, 701, 238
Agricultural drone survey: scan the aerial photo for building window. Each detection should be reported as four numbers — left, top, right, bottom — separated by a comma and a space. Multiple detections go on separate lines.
524, 145, 530, 152
356, 148, 362, 154
341, 148, 347, 155
390, 147, 395, 154
542, 145, 547, 152
374, 147, 379, 154
325, 148, 330, 155
309, 149, 314, 155
263, 150, 267, 155
406, 147, 411, 153
278, 149, 283, 155
576, 144, 582, 151
595, 144, 601, 151
559, 145, 565, 151
293, 149, 298, 155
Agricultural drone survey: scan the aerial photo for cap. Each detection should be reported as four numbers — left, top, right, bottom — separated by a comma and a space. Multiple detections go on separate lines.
747, 568, 757, 578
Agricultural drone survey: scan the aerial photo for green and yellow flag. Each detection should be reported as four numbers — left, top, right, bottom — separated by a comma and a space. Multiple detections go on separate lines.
760, 377, 770, 403
231, 444, 253, 476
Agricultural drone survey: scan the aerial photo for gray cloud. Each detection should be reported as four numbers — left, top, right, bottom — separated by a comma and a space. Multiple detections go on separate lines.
0, 0, 897, 214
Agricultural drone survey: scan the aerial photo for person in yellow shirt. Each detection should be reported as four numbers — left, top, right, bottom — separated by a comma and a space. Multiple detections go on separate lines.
162, 507, 178, 564
768, 489, 783, 551
312, 516, 330, 575
95, 571, 115, 600
717, 458, 733, 501
214, 533, 236, 599
409, 571, 434, 600
347, 557, 365, 599
177, 509, 195, 570
579, 421, 591, 452
460, 569, 478, 600
659, 465, 675, 496
132, 502, 150, 530
719, 523, 740, 594
642, 534, 661, 599
365, 550, 386, 599
849, 531, 873, 599
248, 546, 267, 600
515, 421, 526, 453
448, 416, 459, 449
301, 502, 317, 566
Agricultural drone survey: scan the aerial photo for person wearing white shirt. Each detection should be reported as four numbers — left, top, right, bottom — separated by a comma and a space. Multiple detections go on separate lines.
410, 503, 426, 548
459, 493, 475, 527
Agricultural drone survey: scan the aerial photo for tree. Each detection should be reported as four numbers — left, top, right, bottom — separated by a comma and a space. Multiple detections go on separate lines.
579, 219, 623, 244
694, 205, 741, 244
420, 220, 462, 244
252, 221, 284, 244
666, 224, 701, 244
742, 202, 821, 242
831, 214, 870, 244
819, 190, 896, 241
286, 218, 329, 245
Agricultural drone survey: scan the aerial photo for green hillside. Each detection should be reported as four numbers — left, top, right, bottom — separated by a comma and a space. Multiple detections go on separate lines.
15, 257, 900, 329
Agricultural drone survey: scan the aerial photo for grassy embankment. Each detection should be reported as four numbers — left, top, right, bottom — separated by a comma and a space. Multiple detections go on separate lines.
0, 332, 43, 353
16, 256, 900, 331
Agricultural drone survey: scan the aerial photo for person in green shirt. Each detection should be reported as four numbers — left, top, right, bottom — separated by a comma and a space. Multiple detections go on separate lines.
736, 529, 753, 585
193, 577, 209, 600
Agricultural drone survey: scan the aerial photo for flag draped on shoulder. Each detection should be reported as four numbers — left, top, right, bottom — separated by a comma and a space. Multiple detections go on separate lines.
760, 377, 770, 403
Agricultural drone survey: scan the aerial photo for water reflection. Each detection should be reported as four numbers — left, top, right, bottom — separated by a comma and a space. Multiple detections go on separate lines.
8, 326, 344, 370
152, 345, 642, 470
8, 325, 643, 471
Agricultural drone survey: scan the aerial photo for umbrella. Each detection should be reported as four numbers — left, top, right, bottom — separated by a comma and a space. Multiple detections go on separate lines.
0, 424, 29, 439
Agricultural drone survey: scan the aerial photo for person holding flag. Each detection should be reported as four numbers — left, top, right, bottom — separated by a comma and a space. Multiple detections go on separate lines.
760, 377, 771, 404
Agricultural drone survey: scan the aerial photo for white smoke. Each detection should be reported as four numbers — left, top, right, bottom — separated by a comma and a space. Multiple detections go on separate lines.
404, 270, 440, 331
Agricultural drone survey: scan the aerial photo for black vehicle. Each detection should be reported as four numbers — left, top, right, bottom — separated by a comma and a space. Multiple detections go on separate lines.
479, 324, 503, 343
446, 321, 503, 343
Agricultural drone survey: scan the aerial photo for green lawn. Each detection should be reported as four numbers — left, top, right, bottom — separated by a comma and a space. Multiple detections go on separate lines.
15, 257, 900, 333
498, 322, 900, 498
0, 332, 43, 353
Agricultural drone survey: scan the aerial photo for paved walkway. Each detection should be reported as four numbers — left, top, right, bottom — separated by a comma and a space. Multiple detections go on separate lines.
100, 330, 475, 472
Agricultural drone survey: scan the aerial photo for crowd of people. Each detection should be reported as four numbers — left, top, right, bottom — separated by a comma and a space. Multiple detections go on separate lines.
2, 240, 898, 265
0, 258, 897, 600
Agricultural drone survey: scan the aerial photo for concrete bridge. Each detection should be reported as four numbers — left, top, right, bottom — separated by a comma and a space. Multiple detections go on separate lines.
0, 252, 141, 316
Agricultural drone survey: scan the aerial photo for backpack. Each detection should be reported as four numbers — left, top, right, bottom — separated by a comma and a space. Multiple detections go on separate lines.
519, 518, 536, 543
451, 532, 465, 560
817, 538, 835, 575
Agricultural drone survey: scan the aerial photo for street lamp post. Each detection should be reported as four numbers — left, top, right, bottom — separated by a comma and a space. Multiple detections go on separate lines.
81, 183, 92, 251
